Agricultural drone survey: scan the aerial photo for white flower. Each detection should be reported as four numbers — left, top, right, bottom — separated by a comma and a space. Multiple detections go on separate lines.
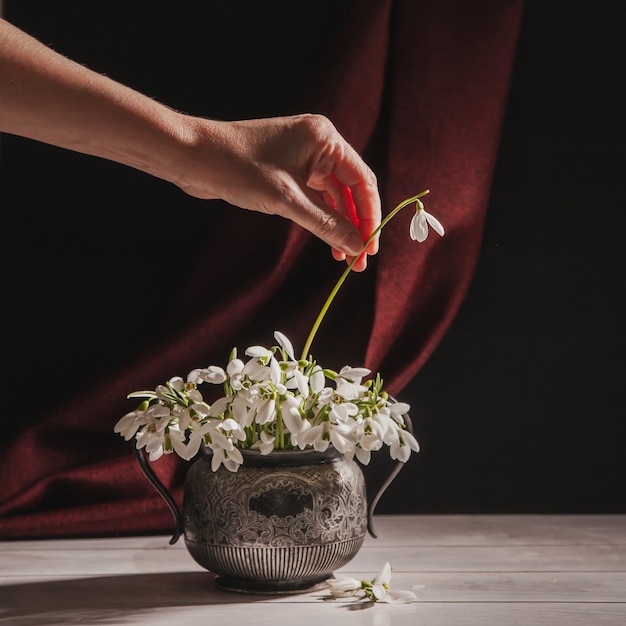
114, 410, 146, 441
409, 198, 445, 243
327, 576, 362, 598
389, 429, 420, 462
370, 561, 392, 601
388, 401, 411, 421
370, 562, 418, 604
301, 423, 330, 452
336, 366, 369, 399
338, 366, 370, 381
187, 365, 227, 385
210, 446, 244, 472
354, 417, 386, 464
327, 562, 418, 604
257, 429, 275, 455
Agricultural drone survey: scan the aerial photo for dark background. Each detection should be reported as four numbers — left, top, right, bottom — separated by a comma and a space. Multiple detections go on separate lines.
2, 2, 624, 513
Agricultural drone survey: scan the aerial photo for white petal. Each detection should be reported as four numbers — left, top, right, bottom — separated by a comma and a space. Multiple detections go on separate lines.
168, 377, 185, 392
310, 368, 325, 393
338, 366, 370, 381
382, 589, 418, 603
211, 448, 224, 472
259, 440, 275, 455
391, 442, 411, 462
202, 366, 227, 384
226, 358, 244, 376
245, 345, 271, 359
232, 394, 252, 426
374, 562, 392, 586
281, 402, 305, 435
355, 446, 371, 465
181, 432, 204, 460
371, 583, 388, 601
410, 210, 428, 242
208, 396, 230, 418
114, 411, 141, 440
269, 356, 282, 383
295, 370, 310, 398
256, 398, 276, 424
402, 430, 420, 453
388, 401, 411, 417
425, 210, 445, 237
243, 358, 269, 381
186, 369, 203, 384
148, 447, 165, 462
327, 577, 362, 598
210, 432, 233, 452
274, 330, 295, 360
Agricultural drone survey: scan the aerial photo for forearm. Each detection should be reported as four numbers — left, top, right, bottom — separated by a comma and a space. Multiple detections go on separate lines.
0, 18, 378, 264
0, 18, 197, 191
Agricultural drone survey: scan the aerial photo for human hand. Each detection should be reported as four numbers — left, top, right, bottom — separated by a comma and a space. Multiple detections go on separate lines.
176, 114, 381, 271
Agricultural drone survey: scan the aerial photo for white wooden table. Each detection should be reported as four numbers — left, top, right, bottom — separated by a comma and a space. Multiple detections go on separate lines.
1, 515, 625, 625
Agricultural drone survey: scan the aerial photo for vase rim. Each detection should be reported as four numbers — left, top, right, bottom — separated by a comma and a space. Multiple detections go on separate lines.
200, 445, 342, 467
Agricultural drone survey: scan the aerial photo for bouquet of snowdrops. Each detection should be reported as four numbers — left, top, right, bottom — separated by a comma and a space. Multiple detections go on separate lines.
115, 191, 443, 472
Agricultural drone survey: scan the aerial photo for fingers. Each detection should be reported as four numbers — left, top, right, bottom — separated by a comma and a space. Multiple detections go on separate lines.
306, 132, 381, 268
330, 153, 381, 256
282, 182, 366, 258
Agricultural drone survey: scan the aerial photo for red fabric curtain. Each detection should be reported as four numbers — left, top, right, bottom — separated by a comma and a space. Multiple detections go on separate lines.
0, 0, 523, 538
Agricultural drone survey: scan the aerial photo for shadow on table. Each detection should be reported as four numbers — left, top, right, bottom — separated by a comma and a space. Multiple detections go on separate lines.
0, 571, 285, 625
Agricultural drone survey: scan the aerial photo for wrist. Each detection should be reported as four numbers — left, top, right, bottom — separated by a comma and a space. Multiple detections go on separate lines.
167, 115, 242, 201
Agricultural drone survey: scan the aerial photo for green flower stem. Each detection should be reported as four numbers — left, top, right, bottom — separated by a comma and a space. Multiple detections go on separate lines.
276, 407, 285, 449
299, 190, 430, 360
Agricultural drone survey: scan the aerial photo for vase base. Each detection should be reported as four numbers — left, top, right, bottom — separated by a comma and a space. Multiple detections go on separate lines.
215, 574, 331, 595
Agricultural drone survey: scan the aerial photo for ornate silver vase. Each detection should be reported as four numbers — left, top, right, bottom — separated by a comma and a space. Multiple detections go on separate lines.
134, 412, 411, 594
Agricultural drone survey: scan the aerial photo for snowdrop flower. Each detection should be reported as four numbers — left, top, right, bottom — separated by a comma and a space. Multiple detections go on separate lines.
389, 429, 420, 462
187, 365, 227, 385
114, 409, 147, 441
369, 562, 418, 604
336, 366, 369, 399
210, 446, 244, 472
301, 422, 331, 452
257, 429, 275, 455
327, 562, 418, 604
409, 198, 445, 243
386, 400, 411, 425
326, 576, 363, 598
245, 345, 282, 383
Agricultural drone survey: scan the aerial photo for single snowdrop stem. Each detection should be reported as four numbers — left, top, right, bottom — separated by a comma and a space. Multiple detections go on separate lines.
300, 190, 432, 360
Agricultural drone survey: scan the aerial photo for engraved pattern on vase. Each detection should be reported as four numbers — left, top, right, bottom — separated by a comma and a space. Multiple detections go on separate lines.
183, 455, 367, 548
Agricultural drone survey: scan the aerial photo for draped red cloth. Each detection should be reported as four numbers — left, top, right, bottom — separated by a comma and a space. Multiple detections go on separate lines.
0, 0, 523, 538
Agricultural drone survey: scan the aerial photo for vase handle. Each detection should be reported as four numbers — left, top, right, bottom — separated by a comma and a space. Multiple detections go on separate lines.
366, 407, 413, 539
133, 445, 184, 545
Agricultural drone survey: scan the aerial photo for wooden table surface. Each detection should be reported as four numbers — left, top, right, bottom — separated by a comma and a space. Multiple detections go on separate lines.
1, 515, 625, 625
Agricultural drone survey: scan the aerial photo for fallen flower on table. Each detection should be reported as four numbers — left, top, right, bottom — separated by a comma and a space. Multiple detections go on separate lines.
327, 562, 418, 604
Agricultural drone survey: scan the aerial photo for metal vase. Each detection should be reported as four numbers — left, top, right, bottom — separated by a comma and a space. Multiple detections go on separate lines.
133, 409, 412, 594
